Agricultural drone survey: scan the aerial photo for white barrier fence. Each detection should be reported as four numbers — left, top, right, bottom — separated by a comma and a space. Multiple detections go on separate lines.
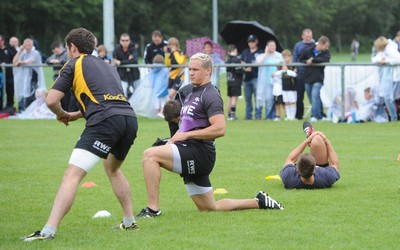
1, 62, 393, 120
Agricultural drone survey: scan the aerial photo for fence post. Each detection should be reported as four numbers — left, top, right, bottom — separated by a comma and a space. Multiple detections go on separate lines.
1, 64, 5, 108
340, 64, 345, 119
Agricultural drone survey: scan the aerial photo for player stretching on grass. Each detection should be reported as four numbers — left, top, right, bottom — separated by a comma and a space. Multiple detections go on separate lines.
280, 121, 340, 189
136, 53, 283, 218
21, 28, 139, 241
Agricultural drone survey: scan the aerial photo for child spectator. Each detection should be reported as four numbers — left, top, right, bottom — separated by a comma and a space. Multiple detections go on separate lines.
328, 86, 359, 123
225, 44, 243, 120
151, 54, 169, 118
355, 86, 388, 123
203, 41, 224, 89
129, 55, 168, 118
273, 50, 297, 120
97, 44, 112, 64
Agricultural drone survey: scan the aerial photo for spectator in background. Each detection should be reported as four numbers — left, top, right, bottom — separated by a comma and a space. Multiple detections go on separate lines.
352, 87, 388, 123
293, 28, 314, 120
129, 54, 169, 119
328, 86, 359, 123
12, 38, 46, 112
241, 34, 263, 120
203, 41, 224, 89
273, 49, 297, 121
298, 36, 331, 122
97, 44, 112, 64
113, 33, 140, 98
46, 41, 69, 80
255, 40, 283, 120
371, 36, 400, 122
225, 44, 243, 120
0, 34, 17, 113
151, 54, 169, 118
144, 30, 167, 64
393, 31, 400, 53
9, 36, 19, 51
351, 37, 360, 61
164, 37, 186, 99
46, 41, 75, 112
92, 36, 99, 57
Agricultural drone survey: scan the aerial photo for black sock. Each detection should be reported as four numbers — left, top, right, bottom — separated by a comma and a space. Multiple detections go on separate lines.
147, 207, 159, 214
231, 107, 236, 117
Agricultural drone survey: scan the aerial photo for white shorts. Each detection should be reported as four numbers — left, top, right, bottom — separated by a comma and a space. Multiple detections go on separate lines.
69, 148, 100, 172
282, 91, 297, 103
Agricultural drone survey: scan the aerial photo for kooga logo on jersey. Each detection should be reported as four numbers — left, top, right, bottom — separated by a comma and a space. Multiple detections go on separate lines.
104, 93, 127, 101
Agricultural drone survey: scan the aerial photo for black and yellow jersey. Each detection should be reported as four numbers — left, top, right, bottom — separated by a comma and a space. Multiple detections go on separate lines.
164, 50, 186, 80
52, 54, 136, 126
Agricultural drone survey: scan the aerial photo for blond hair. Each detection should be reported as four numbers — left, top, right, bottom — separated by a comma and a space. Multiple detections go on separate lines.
168, 37, 180, 49
153, 54, 164, 64
97, 44, 108, 53
190, 53, 213, 70
374, 36, 388, 52
282, 49, 292, 57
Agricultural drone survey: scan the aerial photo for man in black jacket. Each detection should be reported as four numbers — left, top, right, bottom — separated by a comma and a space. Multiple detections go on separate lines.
113, 33, 140, 98
298, 36, 330, 122
0, 35, 17, 112
143, 30, 167, 64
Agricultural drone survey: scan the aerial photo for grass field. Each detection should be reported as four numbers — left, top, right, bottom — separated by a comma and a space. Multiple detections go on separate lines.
1, 53, 399, 249
1, 111, 400, 249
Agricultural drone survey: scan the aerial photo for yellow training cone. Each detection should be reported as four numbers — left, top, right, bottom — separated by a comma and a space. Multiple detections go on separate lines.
265, 175, 281, 181
213, 188, 228, 194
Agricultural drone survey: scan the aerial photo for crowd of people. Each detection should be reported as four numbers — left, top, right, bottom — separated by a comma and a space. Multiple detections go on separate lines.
2, 28, 400, 123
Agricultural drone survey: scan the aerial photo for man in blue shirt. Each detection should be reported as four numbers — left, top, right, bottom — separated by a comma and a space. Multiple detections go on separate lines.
280, 121, 340, 189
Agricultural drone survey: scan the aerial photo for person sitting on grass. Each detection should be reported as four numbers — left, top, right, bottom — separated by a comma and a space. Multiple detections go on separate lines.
280, 121, 340, 189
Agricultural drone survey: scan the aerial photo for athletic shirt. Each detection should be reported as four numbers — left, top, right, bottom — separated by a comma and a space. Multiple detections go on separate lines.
279, 164, 340, 189
52, 54, 136, 126
179, 82, 224, 146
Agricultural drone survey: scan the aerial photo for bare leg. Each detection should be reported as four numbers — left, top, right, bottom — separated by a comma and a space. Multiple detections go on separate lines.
310, 134, 328, 165
231, 96, 238, 107
275, 104, 280, 118
227, 97, 232, 113
46, 165, 86, 228
142, 145, 174, 211
103, 154, 132, 218
191, 190, 259, 211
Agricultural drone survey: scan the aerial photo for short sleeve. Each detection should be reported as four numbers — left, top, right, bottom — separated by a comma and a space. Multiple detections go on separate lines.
51, 61, 74, 94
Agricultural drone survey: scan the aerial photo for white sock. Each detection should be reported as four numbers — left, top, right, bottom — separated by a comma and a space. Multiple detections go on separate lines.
285, 106, 290, 119
41, 224, 56, 237
123, 216, 136, 226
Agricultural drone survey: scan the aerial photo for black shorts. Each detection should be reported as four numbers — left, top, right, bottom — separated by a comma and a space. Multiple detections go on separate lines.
274, 95, 284, 105
227, 85, 242, 97
175, 140, 216, 187
168, 77, 183, 91
75, 115, 138, 160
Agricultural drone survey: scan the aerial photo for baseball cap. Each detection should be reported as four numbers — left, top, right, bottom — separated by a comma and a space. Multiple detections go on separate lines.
247, 34, 257, 42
